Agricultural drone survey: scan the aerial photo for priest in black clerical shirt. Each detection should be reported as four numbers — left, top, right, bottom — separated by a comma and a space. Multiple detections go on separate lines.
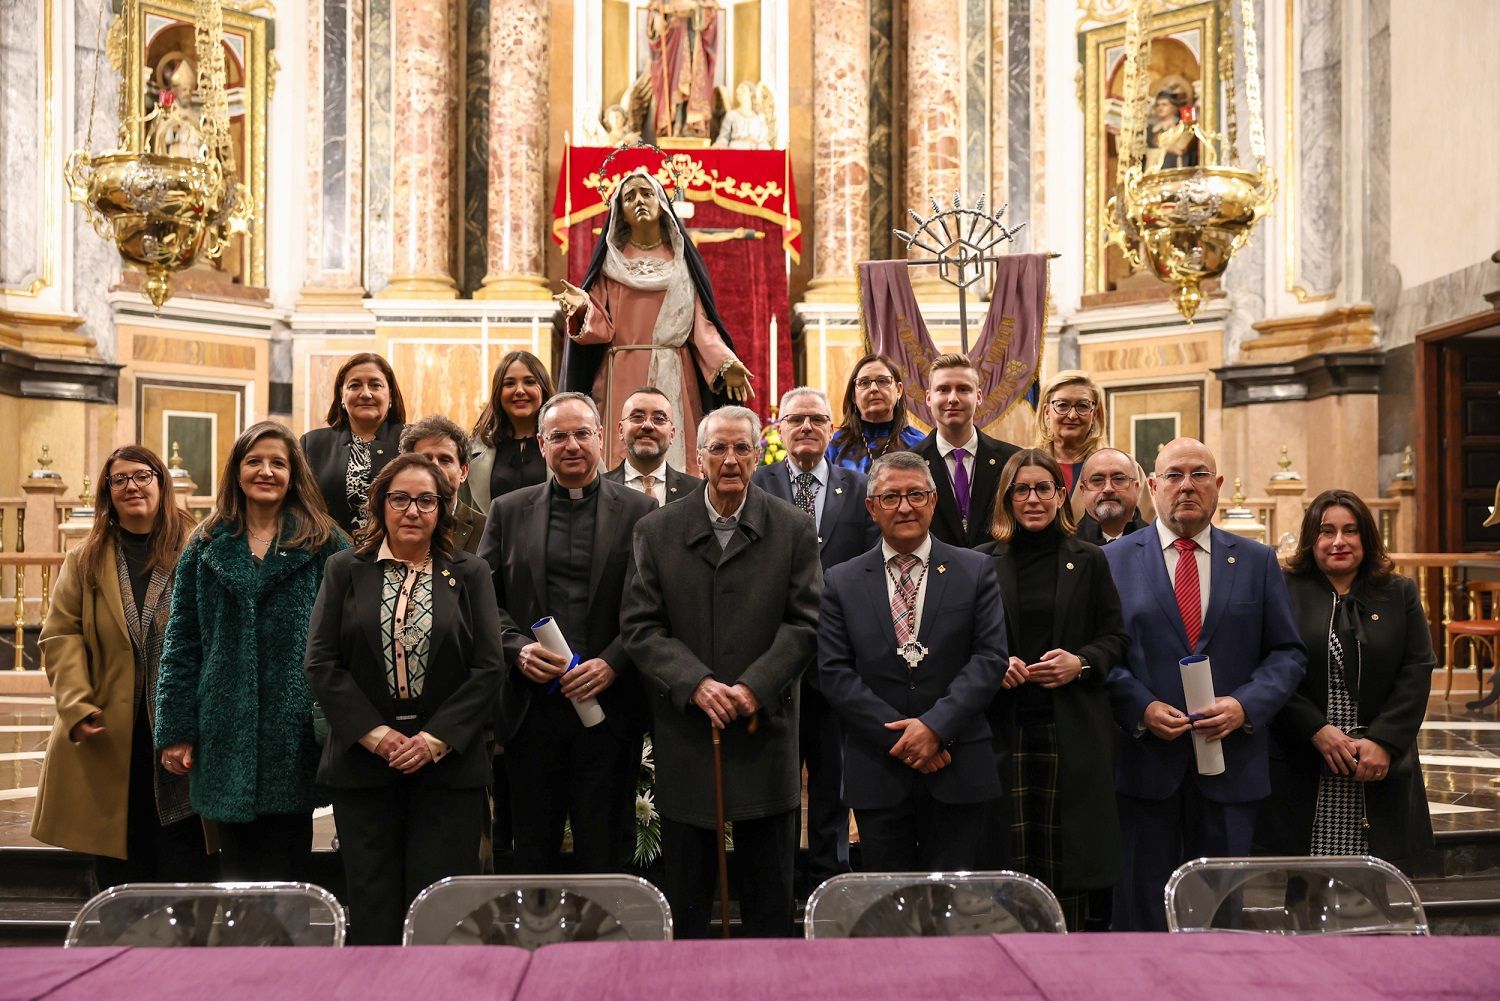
476, 391, 658, 874
1074, 447, 1149, 545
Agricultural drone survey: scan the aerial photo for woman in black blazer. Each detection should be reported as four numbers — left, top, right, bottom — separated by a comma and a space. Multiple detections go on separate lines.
305, 453, 504, 945
300, 352, 408, 535
975, 448, 1128, 931
1262, 489, 1435, 865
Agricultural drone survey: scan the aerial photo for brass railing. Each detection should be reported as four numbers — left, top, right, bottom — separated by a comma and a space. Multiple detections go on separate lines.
0, 553, 65, 671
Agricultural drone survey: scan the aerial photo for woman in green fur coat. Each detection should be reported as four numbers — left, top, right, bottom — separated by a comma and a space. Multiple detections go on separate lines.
156, 421, 349, 881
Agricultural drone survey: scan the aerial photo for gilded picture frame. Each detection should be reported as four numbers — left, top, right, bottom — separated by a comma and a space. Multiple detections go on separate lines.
1081, 0, 1221, 299
120, 0, 272, 289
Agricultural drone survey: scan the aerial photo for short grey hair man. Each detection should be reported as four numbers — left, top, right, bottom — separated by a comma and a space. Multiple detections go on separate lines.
778, 386, 830, 414
868, 450, 936, 492
538, 391, 602, 431
697, 405, 762, 447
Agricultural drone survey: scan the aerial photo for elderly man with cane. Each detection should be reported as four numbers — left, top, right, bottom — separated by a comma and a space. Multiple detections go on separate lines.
623, 406, 821, 938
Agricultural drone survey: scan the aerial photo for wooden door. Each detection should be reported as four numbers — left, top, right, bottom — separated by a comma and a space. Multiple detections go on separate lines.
1418, 313, 1500, 553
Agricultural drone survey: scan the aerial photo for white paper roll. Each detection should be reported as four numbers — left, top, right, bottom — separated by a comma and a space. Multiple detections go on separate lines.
1179, 655, 1225, 776
532, 616, 606, 728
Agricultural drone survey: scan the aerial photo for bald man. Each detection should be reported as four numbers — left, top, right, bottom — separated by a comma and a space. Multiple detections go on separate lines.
1103, 438, 1305, 931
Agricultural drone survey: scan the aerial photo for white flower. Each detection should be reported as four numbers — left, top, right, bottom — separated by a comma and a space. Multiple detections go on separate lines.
635, 791, 657, 824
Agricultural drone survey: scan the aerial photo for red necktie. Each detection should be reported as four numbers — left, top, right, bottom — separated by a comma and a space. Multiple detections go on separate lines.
1172, 537, 1202, 649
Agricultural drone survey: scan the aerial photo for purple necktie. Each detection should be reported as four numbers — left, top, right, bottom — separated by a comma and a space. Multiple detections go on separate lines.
951, 447, 970, 524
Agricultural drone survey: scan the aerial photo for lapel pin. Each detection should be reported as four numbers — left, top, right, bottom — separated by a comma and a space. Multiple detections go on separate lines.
441, 569, 451, 577
937, 563, 947, 574
1371, 612, 1380, 621
448, 578, 457, 587
376, 448, 384, 455
1065, 562, 1075, 570
1227, 556, 1236, 564
835, 487, 844, 495
670, 486, 679, 493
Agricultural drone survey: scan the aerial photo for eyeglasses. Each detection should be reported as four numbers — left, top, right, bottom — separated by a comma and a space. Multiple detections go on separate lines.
1010, 481, 1060, 500
871, 489, 936, 511
703, 442, 758, 458
1083, 472, 1136, 490
855, 376, 896, 391
624, 411, 673, 427
386, 491, 440, 513
1049, 399, 1097, 416
108, 470, 158, 490
1156, 469, 1216, 487
780, 413, 832, 427
543, 428, 599, 447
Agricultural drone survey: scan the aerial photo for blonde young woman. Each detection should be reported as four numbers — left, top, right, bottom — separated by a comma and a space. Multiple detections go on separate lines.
32, 446, 213, 887
1035, 369, 1152, 523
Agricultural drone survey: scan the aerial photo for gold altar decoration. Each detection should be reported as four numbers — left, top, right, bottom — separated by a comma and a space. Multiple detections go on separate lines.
1105, 0, 1276, 321
64, 0, 251, 308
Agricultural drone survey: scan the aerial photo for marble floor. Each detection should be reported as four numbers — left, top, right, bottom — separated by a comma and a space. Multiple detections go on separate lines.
4, 687, 1500, 850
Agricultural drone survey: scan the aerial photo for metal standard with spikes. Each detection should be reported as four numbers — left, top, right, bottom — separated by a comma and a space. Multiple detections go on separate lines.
893, 191, 1027, 353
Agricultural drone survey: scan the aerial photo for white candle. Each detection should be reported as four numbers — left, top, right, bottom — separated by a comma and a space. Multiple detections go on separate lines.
768, 315, 779, 409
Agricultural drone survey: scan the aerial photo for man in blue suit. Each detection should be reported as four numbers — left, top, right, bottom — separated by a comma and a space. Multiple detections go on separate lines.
753, 386, 878, 890
818, 451, 1008, 871
1105, 438, 1306, 930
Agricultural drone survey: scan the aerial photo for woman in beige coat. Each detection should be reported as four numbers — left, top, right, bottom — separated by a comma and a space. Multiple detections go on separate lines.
32, 445, 214, 887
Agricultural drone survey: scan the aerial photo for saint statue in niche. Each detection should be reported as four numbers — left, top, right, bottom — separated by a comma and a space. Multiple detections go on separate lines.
647, 0, 721, 140
553, 169, 753, 474
146, 55, 205, 159
712, 81, 775, 150
1144, 79, 1200, 172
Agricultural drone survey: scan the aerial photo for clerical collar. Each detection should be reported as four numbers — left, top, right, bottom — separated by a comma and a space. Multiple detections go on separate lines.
549, 477, 601, 501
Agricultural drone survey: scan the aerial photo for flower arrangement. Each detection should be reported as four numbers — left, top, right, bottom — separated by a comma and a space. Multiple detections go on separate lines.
759, 419, 786, 467
634, 737, 662, 866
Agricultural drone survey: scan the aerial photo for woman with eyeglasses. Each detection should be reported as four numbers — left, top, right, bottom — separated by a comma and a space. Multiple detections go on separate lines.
32, 446, 216, 887
307, 453, 504, 944
155, 422, 349, 882
1260, 490, 1434, 866
301, 352, 409, 536
465, 350, 555, 512
1034, 370, 1106, 495
975, 448, 1128, 931
828, 353, 926, 471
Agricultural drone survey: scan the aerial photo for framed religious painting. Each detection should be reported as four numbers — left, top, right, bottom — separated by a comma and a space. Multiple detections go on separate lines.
1105, 381, 1204, 468
116, 0, 273, 292
1081, 1, 1221, 300
136, 379, 247, 497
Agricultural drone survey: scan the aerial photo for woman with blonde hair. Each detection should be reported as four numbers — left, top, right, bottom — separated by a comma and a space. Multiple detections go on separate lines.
1034, 370, 1107, 495
155, 421, 349, 881
32, 445, 213, 887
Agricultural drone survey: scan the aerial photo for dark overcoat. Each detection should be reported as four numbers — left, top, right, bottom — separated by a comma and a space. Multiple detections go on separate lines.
621, 483, 821, 828
977, 533, 1129, 888
1261, 572, 1435, 862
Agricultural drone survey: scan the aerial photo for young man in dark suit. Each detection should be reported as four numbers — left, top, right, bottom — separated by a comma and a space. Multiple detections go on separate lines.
817, 450, 1009, 871
476, 392, 659, 874
602, 386, 702, 505
1104, 438, 1305, 930
914, 354, 1020, 548
752, 386, 878, 891
400, 415, 487, 553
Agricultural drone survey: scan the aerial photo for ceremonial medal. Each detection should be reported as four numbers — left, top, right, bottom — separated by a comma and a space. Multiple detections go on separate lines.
898, 639, 929, 669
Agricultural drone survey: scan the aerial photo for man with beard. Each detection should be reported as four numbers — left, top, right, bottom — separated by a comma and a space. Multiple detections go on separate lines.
604, 386, 703, 506
1104, 438, 1304, 930
914, 354, 1019, 548
1076, 448, 1149, 545
752, 386, 877, 892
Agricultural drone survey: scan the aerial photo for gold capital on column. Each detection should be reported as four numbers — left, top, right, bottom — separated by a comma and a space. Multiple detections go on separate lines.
804, 0, 870, 303
475, 0, 553, 302
379, 0, 459, 299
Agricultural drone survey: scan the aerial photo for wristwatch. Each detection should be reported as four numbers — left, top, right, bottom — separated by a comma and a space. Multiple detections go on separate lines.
1076, 654, 1092, 679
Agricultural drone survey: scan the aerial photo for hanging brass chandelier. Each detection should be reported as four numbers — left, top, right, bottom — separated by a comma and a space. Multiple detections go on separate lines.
1106, 0, 1276, 321
64, 0, 250, 309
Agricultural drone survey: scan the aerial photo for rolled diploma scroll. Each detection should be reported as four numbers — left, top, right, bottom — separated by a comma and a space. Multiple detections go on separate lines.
1179, 655, 1225, 776
532, 616, 605, 728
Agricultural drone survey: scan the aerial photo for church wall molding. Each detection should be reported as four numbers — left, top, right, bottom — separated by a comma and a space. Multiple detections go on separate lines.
1212, 349, 1385, 408
0, 347, 121, 404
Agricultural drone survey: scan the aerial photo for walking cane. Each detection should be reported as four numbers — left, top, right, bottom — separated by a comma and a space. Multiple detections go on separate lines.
710, 725, 732, 939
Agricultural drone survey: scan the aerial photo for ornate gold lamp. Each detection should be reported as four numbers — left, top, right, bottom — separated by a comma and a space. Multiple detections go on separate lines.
1106, 0, 1276, 321
64, 0, 249, 308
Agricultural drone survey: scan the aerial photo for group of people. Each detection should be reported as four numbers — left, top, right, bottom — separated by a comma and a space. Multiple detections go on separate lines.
31, 347, 1436, 942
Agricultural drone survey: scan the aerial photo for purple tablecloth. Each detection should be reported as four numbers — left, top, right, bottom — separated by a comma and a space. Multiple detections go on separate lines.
3, 947, 125, 1001
5, 946, 531, 1001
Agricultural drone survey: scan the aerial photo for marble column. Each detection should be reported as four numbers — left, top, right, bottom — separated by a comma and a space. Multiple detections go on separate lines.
379, 0, 458, 299
905, 0, 963, 221
476, 0, 550, 300
805, 0, 869, 299
299, 0, 366, 306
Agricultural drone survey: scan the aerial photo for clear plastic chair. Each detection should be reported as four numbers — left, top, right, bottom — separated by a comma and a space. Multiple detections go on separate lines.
803, 871, 1068, 939
65, 882, 347, 947
1164, 856, 1427, 935
401, 875, 672, 947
